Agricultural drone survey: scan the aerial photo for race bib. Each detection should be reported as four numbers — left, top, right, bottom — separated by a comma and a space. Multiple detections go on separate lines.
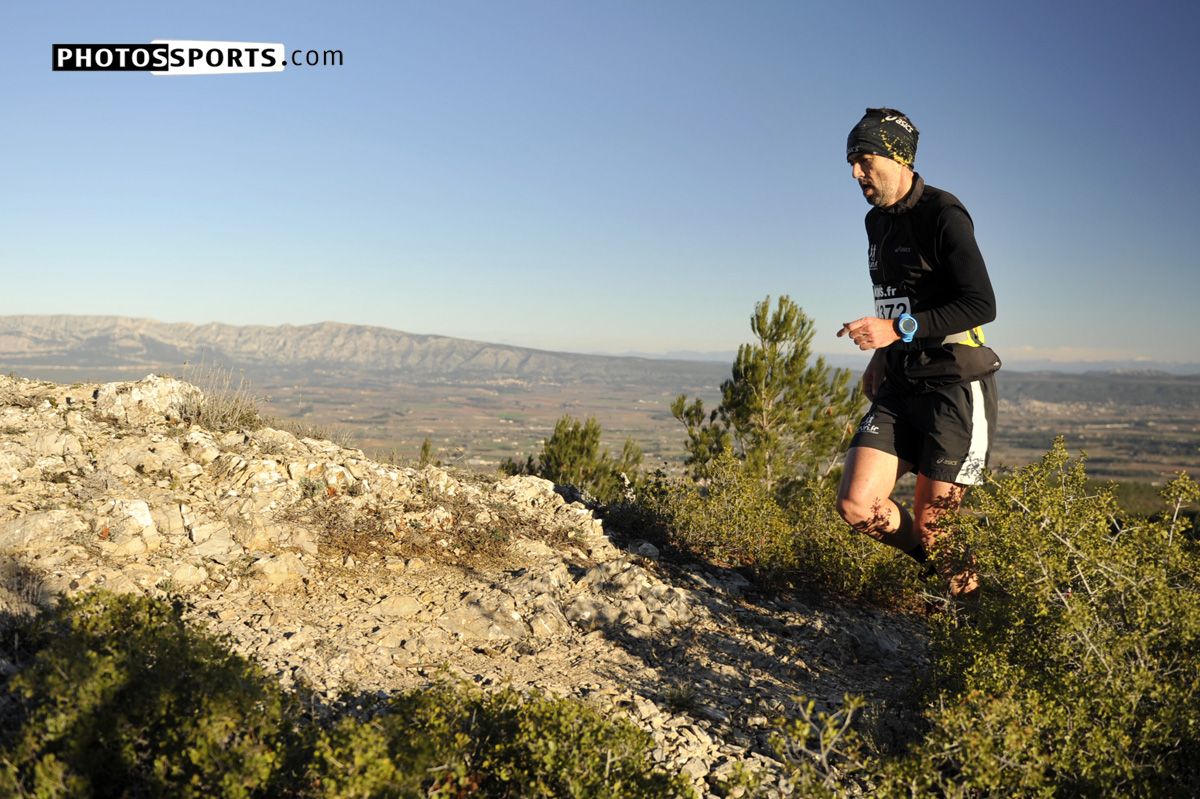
872, 285, 911, 319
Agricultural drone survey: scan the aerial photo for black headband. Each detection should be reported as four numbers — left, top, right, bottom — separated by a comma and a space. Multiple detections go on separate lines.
846, 108, 919, 167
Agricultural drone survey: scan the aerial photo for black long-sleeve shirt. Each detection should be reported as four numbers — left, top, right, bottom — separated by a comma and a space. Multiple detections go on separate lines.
865, 174, 1000, 391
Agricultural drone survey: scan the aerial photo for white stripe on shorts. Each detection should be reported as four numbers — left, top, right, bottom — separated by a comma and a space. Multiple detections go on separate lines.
954, 380, 989, 485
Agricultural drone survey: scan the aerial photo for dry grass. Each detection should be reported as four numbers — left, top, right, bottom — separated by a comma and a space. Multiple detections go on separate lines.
277, 478, 576, 569
178, 358, 266, 432
178, 358, 357, 448
263, 415, 357, 450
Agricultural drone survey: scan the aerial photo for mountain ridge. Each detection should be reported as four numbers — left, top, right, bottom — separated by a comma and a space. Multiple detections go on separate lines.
0, 315, 728, 386
3, 316, 1200, 411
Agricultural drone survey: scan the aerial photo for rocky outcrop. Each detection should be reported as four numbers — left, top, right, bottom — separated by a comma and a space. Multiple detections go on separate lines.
0, 374, 927, 798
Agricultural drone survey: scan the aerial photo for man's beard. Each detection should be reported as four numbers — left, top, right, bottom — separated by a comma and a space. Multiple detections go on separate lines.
861, 179, 896, 208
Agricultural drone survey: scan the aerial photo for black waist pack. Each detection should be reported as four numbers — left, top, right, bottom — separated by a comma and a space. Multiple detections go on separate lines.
889, 343, 1002, 393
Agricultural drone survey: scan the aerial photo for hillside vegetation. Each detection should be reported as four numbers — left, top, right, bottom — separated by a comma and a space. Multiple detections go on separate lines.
2, 299, 1199, 796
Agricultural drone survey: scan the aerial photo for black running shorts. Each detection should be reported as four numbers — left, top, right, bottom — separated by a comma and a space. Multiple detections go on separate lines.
849, 375, 997, 485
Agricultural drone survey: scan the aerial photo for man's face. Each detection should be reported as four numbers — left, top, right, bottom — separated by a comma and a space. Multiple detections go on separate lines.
849, 152, 908, 208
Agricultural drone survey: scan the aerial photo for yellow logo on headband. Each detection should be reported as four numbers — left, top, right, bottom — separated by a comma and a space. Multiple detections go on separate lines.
880, 133, 914, 167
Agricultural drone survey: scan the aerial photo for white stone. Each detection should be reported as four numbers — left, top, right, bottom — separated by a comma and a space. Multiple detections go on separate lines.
0, 511, 88, 551
633, 540, 661, 560
250, 553, 309, 590
30, 432, 82, 457
188, 534, 243, 560
171, 564, 208, 587
95, 375, 201, 427
99, 500, 162, 553
375, 595, 422, 618
183, 431, 222, 465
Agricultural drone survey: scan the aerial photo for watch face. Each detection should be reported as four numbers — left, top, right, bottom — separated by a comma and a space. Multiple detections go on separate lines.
899, 317, 917, 334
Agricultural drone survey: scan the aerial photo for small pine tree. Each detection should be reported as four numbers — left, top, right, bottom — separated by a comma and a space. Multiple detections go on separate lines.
669, 395, 732, 483
674, 295, 863, 496
418, 436, 435, 467
535, 415, 642, 502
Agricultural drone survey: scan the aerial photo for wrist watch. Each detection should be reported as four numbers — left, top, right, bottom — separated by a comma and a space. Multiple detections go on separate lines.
896, 313, 918, 343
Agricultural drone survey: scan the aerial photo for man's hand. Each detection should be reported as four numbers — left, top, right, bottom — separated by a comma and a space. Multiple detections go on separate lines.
837, 317, 900, 351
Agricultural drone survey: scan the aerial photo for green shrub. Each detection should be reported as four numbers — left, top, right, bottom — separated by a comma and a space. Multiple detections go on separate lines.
0, 591, 308, 799
533, 415, 643, 504
913, 441, 1200, 797
626, 449, 920, 602
311, 679, 693, 799
280, 473, 576, 567
780, 475, 923, 605
763, 695, 870, 799
0, 594, 691, 799
419, 436, 436, 467
643, 448, 797, 578
1098, 477, 1200, 529
755, 442, 1200, 798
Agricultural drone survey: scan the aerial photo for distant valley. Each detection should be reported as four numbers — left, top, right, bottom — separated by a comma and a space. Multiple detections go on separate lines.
2, 315, 1198, 485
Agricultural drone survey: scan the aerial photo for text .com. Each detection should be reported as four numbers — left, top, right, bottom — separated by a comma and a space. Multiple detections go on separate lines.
52, 40, 343, 75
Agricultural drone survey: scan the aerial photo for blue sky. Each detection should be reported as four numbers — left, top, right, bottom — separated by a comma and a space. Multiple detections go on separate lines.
4, 1, 1198, 367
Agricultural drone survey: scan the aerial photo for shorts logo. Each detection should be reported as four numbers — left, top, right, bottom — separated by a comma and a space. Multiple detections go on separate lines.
936, 457, 960, 466
857, 414, 879, 435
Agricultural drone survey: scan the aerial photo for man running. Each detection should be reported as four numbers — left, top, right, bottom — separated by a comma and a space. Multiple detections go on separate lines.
835, 108, 1001, 594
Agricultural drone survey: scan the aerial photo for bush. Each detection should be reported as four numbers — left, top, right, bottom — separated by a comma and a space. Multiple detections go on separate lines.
527, 414, 643, 504
0, 593, 691, 799
627, 449, 921, 602
753, 441, 1200, 798
0, 591, 307, 798
278, 471, 580, 567
913, 441, 1200, 797
311, 680, 692, 799
785, 476, 924, 605
639, 448, 797, 576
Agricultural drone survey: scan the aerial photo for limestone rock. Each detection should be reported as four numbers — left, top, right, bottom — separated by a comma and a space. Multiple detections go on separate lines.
171, 564, 208, 587
30, 431, 82, 457
0, 372, 931, 797
249, 553, 309, 590
375, 595, 421, 618
0, 510, 88, 550
95, 375, 201, 427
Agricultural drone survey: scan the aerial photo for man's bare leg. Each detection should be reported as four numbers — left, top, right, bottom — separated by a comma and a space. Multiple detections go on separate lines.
836, 446, 920, 555
913, 474, 977, 596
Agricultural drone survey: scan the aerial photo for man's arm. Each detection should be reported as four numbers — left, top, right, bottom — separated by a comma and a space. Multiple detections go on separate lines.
912, 205, 996, 336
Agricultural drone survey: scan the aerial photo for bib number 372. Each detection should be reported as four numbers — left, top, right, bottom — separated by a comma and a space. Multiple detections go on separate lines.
874, 296, 911, 320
